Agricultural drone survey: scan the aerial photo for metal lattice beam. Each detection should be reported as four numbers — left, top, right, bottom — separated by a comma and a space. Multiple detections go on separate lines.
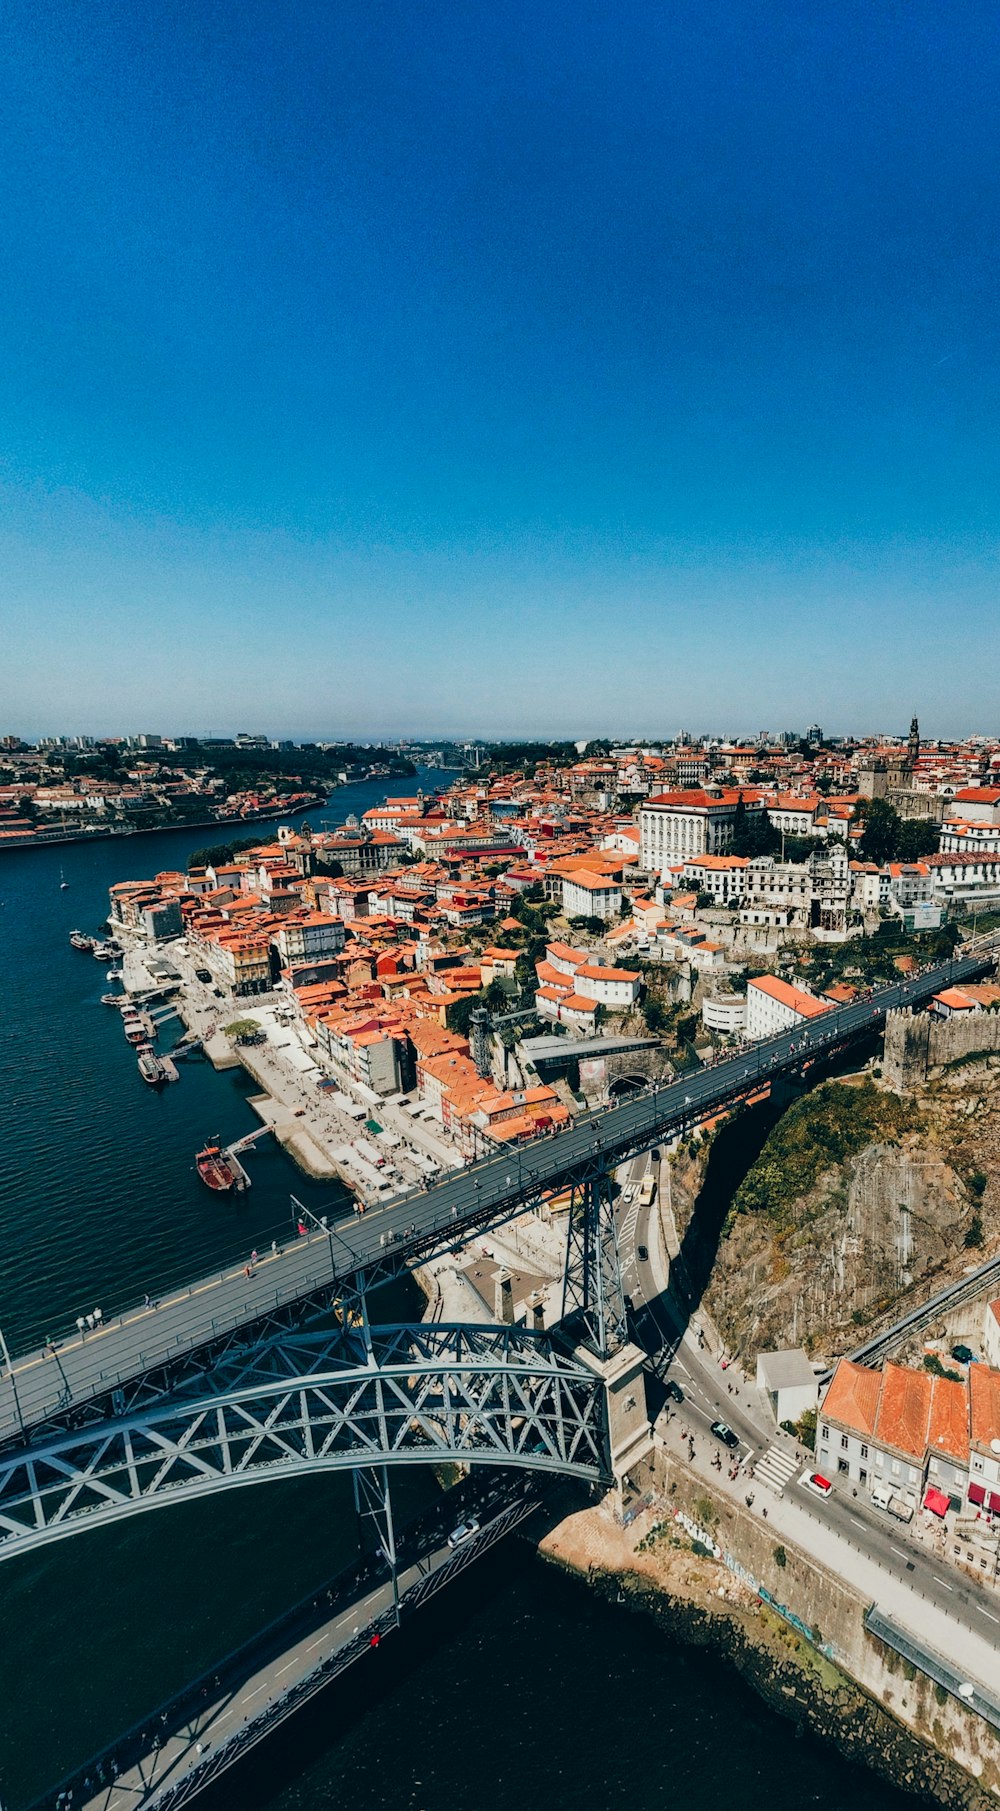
561, 1173, 627, 1358
0, 1326, 606, 1560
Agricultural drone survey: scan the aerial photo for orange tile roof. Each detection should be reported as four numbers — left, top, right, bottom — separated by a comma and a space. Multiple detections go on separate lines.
933, 987, 978, 1011
969, 1364, 1000, 1451
927, 1376, 970, 1464
822, 1359, 881, 1437
749, 975, 830, 1019
874, 1363, 933, 1460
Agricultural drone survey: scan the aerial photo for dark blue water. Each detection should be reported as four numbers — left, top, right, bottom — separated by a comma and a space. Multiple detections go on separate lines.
0, 773, 914, 1811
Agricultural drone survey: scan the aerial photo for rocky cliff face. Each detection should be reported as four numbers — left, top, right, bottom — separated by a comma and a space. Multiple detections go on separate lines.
699, 1069, 999, 1363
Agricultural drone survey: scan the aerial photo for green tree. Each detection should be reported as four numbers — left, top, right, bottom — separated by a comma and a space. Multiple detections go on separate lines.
856, 798, 901, 865
895, 818, 940, 861
446, 992, 484, 1036
731, 796, 781, 858
642, 996, 668, 1033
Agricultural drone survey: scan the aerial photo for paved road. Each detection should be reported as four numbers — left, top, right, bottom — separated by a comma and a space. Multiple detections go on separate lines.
4, 942, 994, 1446
620, 1173, 1000, 1688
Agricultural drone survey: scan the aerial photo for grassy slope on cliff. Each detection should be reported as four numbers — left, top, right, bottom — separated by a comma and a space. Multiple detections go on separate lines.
706, 1064, 1000, 1361
730, 1079, 921, 1229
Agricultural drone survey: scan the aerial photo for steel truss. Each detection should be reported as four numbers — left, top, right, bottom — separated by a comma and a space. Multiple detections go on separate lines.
561, 1169, 628, 1359
0, 1324, 605, 1560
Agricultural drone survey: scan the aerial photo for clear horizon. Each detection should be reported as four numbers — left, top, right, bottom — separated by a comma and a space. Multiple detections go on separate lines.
3, 1, 999, 736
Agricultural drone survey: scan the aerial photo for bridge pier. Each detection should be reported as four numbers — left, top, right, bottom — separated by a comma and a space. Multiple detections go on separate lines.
574, 1339, 653, 1504
561, 1172, 628, 1358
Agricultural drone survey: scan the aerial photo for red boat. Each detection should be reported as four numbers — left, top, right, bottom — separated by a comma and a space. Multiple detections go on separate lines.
195, 1141, 249, 1192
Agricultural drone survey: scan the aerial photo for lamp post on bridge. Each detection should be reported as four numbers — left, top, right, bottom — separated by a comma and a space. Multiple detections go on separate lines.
290, 1195, 340, 1282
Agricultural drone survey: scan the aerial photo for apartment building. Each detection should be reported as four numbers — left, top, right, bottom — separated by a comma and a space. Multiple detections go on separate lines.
745, 975, 830, 1040
560, 869, 624, 922
639, 789, 764, 870
817, 1357, 994, 1515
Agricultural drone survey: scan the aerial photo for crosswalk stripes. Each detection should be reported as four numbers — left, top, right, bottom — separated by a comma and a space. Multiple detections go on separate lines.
755, 1444, 799, 1493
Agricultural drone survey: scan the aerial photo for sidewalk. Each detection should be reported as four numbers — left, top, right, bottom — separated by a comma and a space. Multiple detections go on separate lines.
654, 1413, 1000, 1698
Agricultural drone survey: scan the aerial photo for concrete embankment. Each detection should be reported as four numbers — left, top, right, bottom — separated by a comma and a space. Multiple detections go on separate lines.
540, 1457, 1000, 1811
152, 973, 350, 1184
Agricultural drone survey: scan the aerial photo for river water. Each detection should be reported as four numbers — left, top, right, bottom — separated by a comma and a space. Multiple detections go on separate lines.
0, 774, 913, 1811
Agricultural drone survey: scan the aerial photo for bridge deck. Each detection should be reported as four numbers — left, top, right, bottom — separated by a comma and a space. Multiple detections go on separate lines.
40, 1480, 536, 1811
3, 947, 991, 1448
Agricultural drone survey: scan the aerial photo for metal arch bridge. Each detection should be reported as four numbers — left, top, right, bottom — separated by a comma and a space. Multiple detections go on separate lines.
1, 934, 992, 1456
0, 1323, 607, 1562
0, 940, 995, 1458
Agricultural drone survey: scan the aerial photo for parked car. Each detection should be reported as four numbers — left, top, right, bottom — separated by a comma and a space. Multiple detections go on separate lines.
710, 1420, 739, 1450
664, 1379, 684, 1403
637, 1244, 649, 1261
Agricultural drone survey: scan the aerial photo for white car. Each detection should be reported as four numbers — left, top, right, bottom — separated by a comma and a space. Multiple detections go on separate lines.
623, 1185, 636, 1205
447, 1516, 481, 1549
799, 1469, 833, 1498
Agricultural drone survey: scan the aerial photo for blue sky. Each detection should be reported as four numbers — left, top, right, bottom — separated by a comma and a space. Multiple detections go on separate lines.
2, 0, 999, 740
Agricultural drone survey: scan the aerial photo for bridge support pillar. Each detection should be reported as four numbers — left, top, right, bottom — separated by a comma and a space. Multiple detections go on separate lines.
574, 1340, 653, 1505
561, 1172, 627, 1359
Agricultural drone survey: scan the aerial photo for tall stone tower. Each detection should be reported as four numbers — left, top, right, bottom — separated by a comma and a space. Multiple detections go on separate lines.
907, 715, 920, 772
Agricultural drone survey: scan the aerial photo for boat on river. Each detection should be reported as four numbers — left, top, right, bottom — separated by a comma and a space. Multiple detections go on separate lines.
137, 1044, 168, 1086
195, 1141, 250, 1192
69, 931, 95, 951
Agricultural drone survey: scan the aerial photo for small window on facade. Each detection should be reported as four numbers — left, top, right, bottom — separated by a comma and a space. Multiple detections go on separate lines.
860, 1444, 868, 1460
840, 1434, 848, 1450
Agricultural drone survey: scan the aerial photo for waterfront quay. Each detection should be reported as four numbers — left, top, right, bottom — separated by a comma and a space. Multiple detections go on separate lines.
117, 935, 462, 1197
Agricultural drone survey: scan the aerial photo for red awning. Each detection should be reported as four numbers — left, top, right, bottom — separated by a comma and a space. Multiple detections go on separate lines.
989, 1491, 1000, 1515
969, 1481, 986, 1506
923, 1487, 950, 1518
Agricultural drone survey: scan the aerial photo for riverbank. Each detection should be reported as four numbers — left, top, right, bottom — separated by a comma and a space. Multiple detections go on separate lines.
121, 934, 462, 1198
539, 1466, 1000, 1811
0, 798, 323, 853
127, 955, 348, 1184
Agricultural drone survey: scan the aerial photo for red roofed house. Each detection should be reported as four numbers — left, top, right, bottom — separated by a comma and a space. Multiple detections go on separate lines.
968, 1364, 1000, 1514
818, 1359, 981, 1513
639, 789, 765, 871
745, 974, 830, 1041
